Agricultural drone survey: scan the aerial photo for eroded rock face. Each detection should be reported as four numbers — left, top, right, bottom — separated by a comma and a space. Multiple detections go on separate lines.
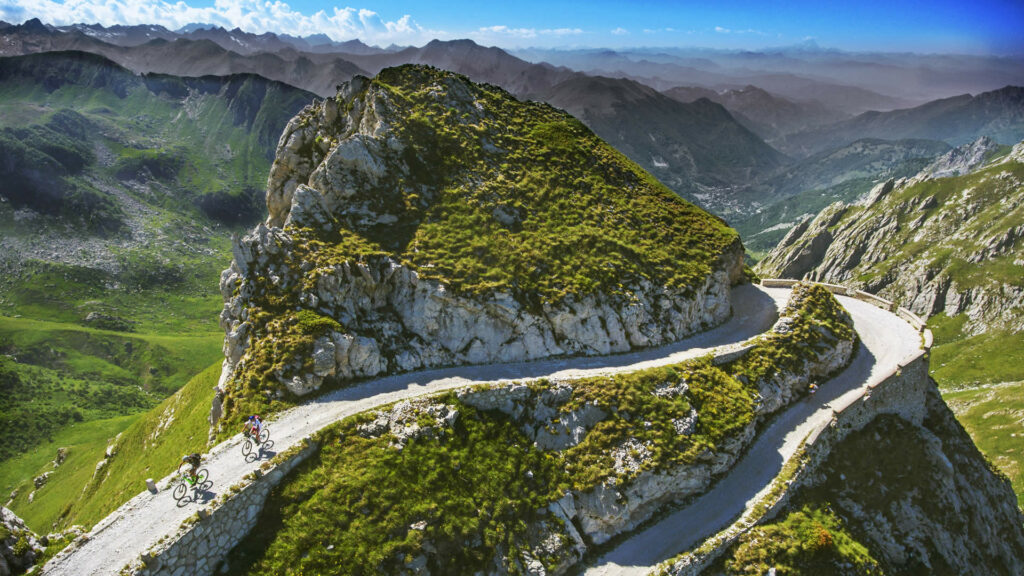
219, 66, 746, 404
219, 226, 742, 399
453, 293, 856, 547
1, 506, 44, 575
756, 138, 1024, 336
797, 388, 1024, 575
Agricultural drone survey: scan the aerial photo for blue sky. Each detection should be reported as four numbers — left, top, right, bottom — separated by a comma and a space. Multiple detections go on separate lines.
3, 0, 1023, 54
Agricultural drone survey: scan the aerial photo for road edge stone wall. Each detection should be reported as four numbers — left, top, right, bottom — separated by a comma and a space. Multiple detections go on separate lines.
119, 279, 927, 576
660, 279, 933, 575
123, 440, 319, 576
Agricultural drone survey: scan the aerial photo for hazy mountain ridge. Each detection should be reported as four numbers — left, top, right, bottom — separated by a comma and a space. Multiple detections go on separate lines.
664, 84, 850, 145
540, 74, 788, 207
514, 45, 1024, 107
0, 25, 790, 213
780, 86, 1024, 157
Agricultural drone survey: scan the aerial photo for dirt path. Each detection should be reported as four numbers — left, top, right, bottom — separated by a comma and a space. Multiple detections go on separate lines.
43, 284, 809, 575
579, 294, 923, 575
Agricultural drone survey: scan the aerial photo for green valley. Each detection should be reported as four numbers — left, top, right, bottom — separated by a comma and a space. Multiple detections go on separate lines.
0, 50, 313, 534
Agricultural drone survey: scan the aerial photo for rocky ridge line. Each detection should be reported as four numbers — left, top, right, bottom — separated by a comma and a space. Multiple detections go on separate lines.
755, 137, 1024, 337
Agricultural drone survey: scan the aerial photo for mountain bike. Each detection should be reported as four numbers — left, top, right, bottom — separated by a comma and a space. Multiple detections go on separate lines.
241, 425, 270, 457
172, 467, 209, 501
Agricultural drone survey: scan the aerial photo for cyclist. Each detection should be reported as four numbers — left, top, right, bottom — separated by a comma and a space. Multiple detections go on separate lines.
243, 414, 264, 439
179, 453, 201, 484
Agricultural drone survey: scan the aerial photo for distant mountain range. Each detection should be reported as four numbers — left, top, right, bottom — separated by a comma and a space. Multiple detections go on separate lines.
0, 22, 789, 208
663, 84, 849, 146
542, 75, 787, 204
514, 45, 1024, 108
779, 86, 1024, 156
3, 18, 1024, 246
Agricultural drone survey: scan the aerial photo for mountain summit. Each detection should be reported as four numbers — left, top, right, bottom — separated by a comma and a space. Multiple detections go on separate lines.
217, 64, 744, 420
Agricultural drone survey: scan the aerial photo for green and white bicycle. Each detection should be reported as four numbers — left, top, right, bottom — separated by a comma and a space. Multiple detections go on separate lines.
172, 465, 210, 501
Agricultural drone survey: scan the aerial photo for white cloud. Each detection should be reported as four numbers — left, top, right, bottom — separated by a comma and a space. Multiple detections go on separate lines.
610, 27, 628, 36
714, 25, 766, 35
0, 0, 434, 44
545, 27, 582, 36
472, 25, 582, 39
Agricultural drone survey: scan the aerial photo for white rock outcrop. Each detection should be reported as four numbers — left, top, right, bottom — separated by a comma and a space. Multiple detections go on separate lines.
218, 70, 745, 401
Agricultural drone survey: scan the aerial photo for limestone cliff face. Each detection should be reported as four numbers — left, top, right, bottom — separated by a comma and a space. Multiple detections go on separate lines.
457, 285, 855, 548
218, 65, 744, 414
1, 506, 44, 575
793, 387, 1024, 575
756, 138, 1024, 337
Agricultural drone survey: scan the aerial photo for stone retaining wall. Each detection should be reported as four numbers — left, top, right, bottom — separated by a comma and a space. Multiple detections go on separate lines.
124, 441, 319, 576
122, 280, 920, 576
662, 280, 932, 576
760, 278, 929, 332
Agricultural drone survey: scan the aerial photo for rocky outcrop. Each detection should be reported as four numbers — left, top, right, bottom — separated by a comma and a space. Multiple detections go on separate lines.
1, 506, 44, 575
756, 138, 1024, 336
220, 227, 743, 398
756, 202, 847, 281
457, 285, 855, 547
913, 135, 998, 181
218, 65, 745, 410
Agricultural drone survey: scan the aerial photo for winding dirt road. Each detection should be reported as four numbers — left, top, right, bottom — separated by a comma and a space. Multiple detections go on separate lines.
43, 284, 919, 576
580, 294, 922, 575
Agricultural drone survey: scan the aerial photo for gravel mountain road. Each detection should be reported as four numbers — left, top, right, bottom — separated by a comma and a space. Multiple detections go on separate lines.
580, 294, 923, 575
44, 283, 899, 576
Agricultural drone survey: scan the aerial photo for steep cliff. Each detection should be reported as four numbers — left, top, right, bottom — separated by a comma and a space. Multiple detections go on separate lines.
711, 386, 1024, 575
756, 137, 1023, 337
217, 65, 744, 423
754, 136, 1024, 504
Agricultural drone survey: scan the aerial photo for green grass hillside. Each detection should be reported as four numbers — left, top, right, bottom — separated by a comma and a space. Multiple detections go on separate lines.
0, 51, 314, 530
1, 363, 221, 533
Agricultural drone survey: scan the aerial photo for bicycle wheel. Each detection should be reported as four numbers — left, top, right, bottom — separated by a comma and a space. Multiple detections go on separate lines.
195, 469, 209, 485
258, 428, 270, 444
242, 439, 252, 456
172, 481, 187, 500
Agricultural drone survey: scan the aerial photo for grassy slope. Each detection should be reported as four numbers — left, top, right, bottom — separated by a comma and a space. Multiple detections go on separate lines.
226, 285, 855, 574
943, 382, 1024, 506
847, 158, 1024, 291
2, 363, 221, 533
0, 415, 136, 531
0, 54, 314, 532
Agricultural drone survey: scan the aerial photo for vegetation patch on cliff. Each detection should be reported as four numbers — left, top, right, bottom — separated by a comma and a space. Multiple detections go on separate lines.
330, 65, 740, 301
226, 399, 571, 575
712, 505, 882, 576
